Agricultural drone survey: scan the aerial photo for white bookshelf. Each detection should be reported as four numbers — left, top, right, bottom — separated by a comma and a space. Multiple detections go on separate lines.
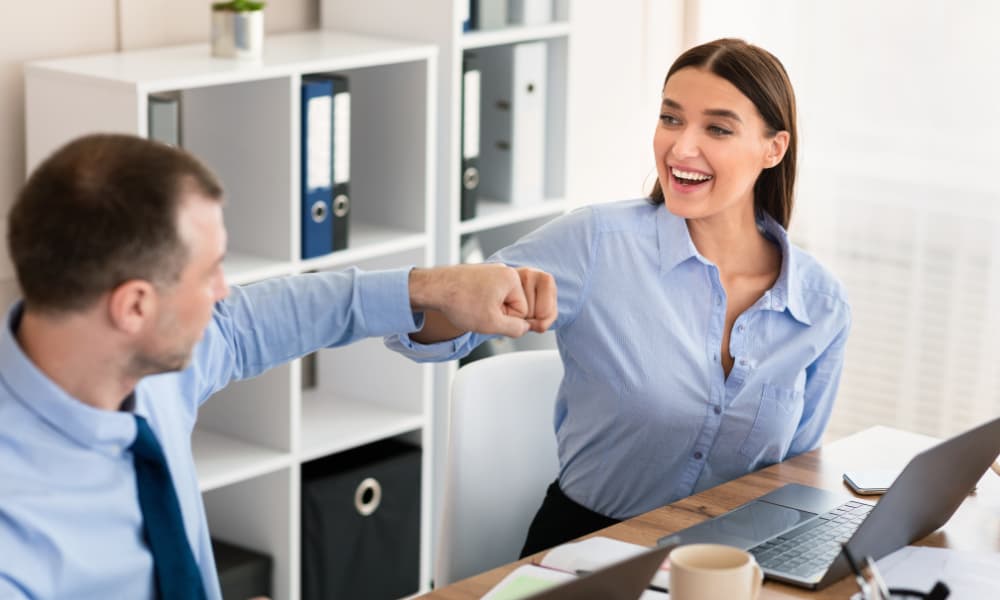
24, 29, 437, 600
319, 0, 574, 575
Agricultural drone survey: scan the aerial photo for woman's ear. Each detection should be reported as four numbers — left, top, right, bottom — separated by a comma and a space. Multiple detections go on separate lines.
107, 279, 157, 335
765, 130, 791, 168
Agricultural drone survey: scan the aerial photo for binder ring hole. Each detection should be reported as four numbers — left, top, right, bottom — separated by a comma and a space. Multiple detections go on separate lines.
354, 477, 382, 516
527, 83, 535, 94
463, 167, 479, 190
310, 200, 328, 224
333, 194, 350, 218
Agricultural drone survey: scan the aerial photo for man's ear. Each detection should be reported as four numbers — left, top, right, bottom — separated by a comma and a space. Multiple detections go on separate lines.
107, 279, 157, 335
764, 130, 790, 169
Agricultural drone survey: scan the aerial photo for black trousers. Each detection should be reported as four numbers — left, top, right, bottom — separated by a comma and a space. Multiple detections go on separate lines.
519, 480, 621, 558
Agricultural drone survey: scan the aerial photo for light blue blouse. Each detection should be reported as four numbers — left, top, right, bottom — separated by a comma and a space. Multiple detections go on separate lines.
388, 199, 851, 519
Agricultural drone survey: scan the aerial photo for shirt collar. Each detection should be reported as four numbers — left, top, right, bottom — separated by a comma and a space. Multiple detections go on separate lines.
656, 206, 812, 326
0, 302, 137, 456
756, 211, 811, 325
657, 205, 701, 273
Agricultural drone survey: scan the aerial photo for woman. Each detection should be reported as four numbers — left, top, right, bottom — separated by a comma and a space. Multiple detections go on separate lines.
389, 38, 851, 556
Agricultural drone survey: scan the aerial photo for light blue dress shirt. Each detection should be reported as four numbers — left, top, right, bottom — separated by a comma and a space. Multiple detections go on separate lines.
388, 199, 851, 519
0, 268, 419, 600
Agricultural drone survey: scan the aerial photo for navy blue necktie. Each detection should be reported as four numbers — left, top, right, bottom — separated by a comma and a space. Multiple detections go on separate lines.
131, 415, 207, 600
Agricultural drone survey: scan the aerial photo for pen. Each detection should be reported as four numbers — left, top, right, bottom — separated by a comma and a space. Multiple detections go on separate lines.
864, 555, 891, 600
840, 543, 872, 599
574, 569, 669, 594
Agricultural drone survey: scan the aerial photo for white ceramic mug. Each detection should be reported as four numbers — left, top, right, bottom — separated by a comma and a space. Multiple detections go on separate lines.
669, 543, 763, 600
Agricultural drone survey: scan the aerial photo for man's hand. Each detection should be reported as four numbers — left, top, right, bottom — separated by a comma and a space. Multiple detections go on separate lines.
516, 267, 557, 333
408, 264, 557, 343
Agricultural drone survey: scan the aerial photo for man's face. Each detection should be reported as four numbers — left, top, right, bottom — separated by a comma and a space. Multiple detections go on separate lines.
133, 193, 228, 374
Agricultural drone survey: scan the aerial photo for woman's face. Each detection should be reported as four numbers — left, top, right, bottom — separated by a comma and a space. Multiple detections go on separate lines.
653, 67, 788, 223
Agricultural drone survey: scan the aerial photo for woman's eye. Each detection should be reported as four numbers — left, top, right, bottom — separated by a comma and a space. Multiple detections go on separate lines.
708, 125, 733, 136
660, 114, 681, 126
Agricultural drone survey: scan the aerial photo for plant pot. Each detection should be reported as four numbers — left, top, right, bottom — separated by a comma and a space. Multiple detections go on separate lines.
211, 9, 264, 60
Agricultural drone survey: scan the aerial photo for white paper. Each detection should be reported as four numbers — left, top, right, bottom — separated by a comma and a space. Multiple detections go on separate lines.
481, 564, 574, 600
539, 536, 671, 592
857, 545, 1000, 599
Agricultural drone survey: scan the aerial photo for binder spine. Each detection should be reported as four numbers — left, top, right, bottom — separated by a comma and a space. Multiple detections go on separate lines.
461, 54, 481, 221
331, 76, 351, 251
508, 0, 552, 25
148, 92, 182, 147
301, 76, 335, 259
477, 0, 508, 30
479, 42, 547, 205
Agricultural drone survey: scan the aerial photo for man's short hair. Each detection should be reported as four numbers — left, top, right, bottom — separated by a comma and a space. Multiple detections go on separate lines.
8, 133, 223, 313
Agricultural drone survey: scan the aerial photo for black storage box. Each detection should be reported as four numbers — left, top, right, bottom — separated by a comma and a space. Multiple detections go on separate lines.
301, 438, 421, 600
211, 538, 272, 600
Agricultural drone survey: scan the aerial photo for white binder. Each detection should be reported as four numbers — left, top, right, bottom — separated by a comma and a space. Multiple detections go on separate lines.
508, 0, 552, 25
148, 92, 181, 147
478, 0, 508, 30
479, 41, 547, 205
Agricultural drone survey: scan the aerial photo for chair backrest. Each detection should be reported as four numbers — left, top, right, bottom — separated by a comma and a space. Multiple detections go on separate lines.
434, 350, 563, 586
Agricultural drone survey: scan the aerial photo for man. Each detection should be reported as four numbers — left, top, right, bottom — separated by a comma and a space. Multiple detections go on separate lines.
0, 134, 556, 599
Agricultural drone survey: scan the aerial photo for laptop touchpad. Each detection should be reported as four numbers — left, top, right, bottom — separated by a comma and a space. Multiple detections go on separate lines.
660, 501, 816, 549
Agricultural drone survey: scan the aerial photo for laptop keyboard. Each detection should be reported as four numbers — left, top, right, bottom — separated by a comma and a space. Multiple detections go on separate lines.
748, 500, 874, 579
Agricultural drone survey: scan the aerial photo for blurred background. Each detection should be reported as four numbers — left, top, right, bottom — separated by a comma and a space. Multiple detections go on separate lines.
2, 0, 998, 443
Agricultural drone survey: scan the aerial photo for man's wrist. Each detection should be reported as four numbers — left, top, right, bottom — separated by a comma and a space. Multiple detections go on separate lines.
408, 267, 439, 312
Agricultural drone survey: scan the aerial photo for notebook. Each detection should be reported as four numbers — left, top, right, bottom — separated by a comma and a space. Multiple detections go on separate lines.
484, 544, 671, 600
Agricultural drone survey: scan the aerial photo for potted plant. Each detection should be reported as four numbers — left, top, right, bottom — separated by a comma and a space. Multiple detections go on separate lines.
211, 1, 266, 60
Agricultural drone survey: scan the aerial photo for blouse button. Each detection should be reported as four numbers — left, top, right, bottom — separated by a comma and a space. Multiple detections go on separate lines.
737, 324, 745, 333
713, 406, 722, 415
693, 451, 704, 460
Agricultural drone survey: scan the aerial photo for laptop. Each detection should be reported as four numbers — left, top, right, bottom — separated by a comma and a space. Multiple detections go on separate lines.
657, 415, 1000, 589
524, 544, 671, 600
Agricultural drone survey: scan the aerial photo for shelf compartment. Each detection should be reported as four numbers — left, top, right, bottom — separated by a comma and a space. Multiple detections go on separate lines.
193, 428, 292, 492
299, 222, 427, 271
25, 31, 436, 93
300, 333, 430, 462
203, 468, 295, 600
461, 22, 571, 50
299, 392, 425, 463
224, 252, 294, 286
458, 197, 570, 235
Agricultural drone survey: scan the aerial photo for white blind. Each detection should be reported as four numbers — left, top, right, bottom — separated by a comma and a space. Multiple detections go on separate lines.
690, 0, 1000, 440
794, 172, 1000, 440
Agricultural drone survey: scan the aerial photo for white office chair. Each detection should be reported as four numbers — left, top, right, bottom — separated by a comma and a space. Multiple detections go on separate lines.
434, 350, 563, 587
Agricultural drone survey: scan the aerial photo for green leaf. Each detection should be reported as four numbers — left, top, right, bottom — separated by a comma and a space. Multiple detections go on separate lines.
212, 0, 265, 11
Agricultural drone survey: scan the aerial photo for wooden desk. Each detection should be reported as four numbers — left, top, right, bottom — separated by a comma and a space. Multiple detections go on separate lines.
420, 426, 1000, 599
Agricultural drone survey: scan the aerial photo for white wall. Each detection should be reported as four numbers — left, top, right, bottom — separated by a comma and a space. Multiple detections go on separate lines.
12, 2, 992, 445
689, 0, 1000, 440
565, 1, 685, 205
0, 0, 317, 307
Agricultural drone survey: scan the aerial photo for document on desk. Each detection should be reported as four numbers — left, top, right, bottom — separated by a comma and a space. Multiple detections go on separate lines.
482, 537, 673, 599
481, 564, 573, 600
538, 536, 671, 592
482, 563, 669, 599
867, 545, 1000, 598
